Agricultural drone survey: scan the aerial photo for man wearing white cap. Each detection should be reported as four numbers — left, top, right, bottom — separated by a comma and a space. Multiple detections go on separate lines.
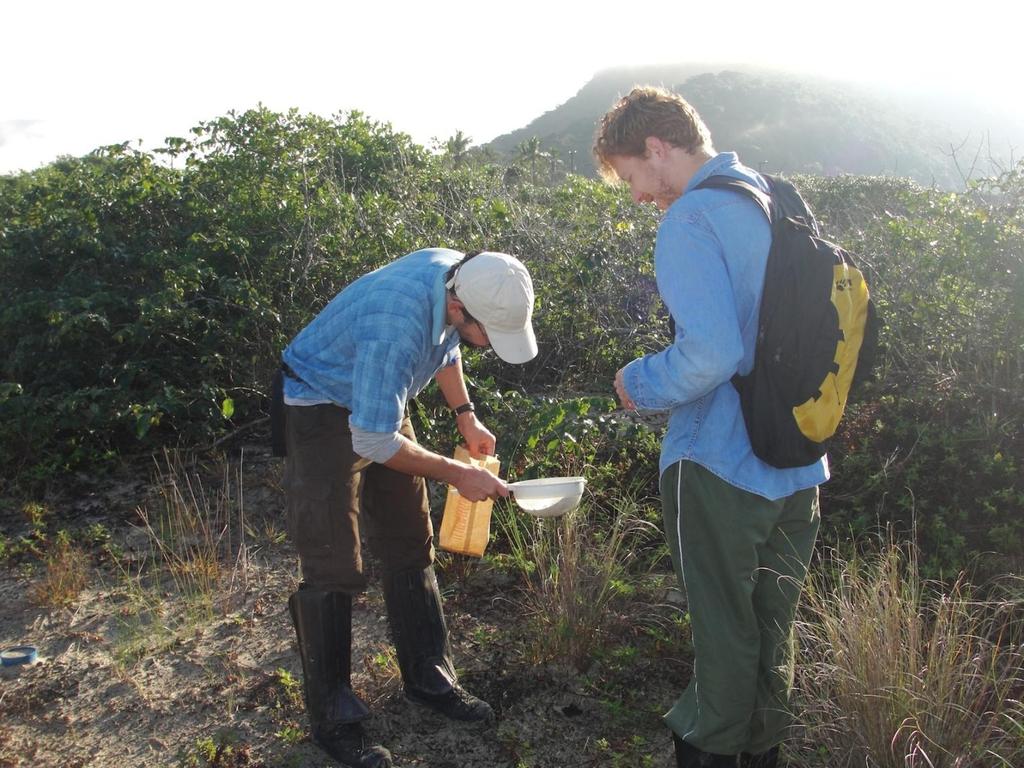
277, 248, 536, 768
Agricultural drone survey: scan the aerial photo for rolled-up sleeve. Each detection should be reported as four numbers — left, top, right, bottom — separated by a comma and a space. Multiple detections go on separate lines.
624, 213, 744, 411
351, 425, 404, 463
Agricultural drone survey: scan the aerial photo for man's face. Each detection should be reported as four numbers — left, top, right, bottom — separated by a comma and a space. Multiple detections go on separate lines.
608, 143, 681, 211
453, 304, 491, 350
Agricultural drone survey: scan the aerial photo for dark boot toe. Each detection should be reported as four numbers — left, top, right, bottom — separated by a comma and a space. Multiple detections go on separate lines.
673, 733, 739, 767
315, 723, 393, 768
740, 746, 779, 768
407, 684, 495, 722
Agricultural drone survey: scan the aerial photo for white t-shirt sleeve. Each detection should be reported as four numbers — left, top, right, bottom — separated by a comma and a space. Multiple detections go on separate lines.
350, 422, 403, 463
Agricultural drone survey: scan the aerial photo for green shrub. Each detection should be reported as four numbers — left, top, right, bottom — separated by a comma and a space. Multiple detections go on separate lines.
799, 172, 1024, 578
1, 108, 1021, 578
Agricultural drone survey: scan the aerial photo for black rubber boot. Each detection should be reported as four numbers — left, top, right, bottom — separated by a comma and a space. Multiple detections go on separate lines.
673, 733, 739, 767
289, 588, 392, 768
740, 746, 779, 768
382, 565, 494, 722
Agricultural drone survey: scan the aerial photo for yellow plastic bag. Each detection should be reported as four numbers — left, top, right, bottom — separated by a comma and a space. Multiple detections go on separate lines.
438, 446, 500, 558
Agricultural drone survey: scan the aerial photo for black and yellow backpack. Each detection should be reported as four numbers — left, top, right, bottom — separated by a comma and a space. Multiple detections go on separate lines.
696, 174, 879, 468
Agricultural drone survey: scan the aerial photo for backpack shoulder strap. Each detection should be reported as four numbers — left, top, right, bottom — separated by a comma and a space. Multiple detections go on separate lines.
693, 174, 774, 222
761, 173, 821, 235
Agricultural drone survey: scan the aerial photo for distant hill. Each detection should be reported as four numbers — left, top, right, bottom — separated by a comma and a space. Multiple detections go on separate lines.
485, 64, 1024, 189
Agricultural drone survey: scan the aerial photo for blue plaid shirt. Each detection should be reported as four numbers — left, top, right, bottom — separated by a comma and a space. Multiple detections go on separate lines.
622, 153, 828, 500
281, 248, 463, 433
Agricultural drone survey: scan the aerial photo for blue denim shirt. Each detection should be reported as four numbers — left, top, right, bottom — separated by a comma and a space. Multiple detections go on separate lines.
622, 153, 828, 500
281, 248, 462, 433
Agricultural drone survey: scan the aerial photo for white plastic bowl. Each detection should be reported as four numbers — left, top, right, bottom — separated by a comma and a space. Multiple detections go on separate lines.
508, 476, 586, 518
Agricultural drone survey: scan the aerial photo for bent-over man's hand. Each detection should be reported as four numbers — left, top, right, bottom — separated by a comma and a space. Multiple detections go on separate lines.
455, 463, 509, 502
456, 412, 497, 458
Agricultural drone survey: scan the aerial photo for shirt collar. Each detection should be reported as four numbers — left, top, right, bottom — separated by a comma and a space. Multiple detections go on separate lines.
684, 151, 740, 194
432, 271, 452, 346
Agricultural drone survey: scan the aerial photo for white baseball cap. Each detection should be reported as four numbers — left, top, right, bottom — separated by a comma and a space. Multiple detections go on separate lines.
447, 251, 537, 364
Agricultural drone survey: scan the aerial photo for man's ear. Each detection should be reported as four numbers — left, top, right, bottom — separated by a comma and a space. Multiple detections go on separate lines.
645, 136, 669, 159
446, 296, 465, 323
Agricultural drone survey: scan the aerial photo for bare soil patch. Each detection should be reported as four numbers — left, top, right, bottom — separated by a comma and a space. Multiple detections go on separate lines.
0, 446, 686, 768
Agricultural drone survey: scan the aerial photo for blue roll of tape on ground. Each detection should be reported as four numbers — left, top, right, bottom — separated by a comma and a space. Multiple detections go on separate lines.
1, 646, 38, 666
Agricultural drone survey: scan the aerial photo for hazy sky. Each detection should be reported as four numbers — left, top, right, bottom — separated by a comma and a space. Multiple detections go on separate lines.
2, 0, 1021, 175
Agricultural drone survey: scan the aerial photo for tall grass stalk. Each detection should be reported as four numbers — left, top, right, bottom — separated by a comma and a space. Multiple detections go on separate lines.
496, 491, 658, 669
136, 449, 250, 622
790, 541, 1024, 767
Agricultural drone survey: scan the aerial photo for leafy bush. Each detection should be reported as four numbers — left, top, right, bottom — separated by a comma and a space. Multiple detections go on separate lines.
1, 106, 1021, 579
0, 109, 430, 486
797, 173, 1024, 577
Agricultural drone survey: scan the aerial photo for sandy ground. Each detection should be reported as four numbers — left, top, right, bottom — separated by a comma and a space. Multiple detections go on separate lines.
0, 446, 686, 768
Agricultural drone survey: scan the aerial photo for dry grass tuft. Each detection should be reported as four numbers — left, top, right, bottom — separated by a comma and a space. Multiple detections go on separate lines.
136, 449, 252, 621
496, 490, 659, 669
109, 448, 254, 667
30, 534, 91, 607
789, 541, 1024, 767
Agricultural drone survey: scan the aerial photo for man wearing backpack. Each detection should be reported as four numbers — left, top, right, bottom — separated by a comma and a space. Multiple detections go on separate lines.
594, 87, 827, 768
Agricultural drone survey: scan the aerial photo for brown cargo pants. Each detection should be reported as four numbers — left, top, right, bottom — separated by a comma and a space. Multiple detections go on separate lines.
283, 403, 434, 593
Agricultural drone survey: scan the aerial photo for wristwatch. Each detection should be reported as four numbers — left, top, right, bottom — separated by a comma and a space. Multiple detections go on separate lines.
452, 402, 475, 416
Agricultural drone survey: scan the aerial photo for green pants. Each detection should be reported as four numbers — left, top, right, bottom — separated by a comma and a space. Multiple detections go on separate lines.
660, 460, 819, 755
